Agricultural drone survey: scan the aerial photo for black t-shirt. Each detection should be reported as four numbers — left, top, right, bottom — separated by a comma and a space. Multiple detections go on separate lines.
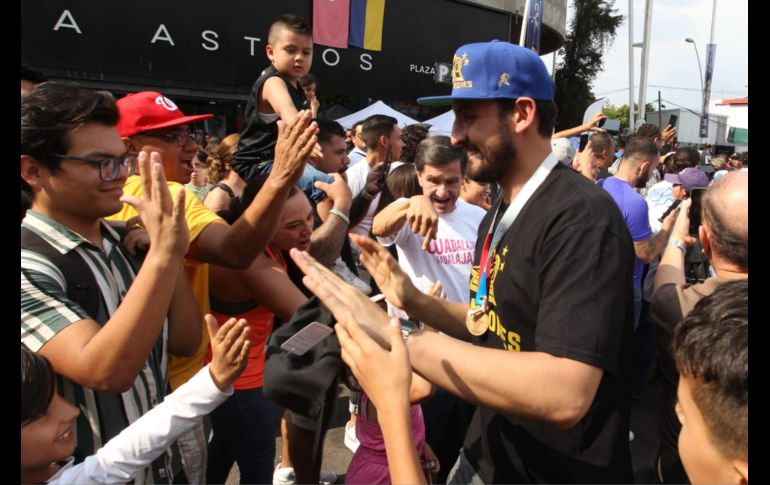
232, 65, 308, 179
462, 163, 635, 483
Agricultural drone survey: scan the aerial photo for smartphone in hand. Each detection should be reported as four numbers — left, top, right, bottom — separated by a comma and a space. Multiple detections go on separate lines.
659, 199, 682, 222
688, 188, 706, 235
668, 114, 679, 128
579, 134, 589, 152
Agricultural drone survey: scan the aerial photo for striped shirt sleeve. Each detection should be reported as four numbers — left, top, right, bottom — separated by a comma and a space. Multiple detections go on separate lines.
21, 250, 91, 351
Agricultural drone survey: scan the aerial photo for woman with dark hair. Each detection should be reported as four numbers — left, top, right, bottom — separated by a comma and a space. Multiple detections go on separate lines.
206, 176, 315, 485
374, 163, 422, 217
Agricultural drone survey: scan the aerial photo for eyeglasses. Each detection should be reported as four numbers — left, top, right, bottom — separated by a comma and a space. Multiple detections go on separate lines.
50, 154, 137, 181
141, 130, 202, 147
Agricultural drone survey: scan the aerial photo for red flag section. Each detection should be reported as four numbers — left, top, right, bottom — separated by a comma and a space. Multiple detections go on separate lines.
313, 0, 351, 49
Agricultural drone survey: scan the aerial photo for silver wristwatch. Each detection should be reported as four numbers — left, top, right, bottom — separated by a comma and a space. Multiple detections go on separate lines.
399, 318, 424, 342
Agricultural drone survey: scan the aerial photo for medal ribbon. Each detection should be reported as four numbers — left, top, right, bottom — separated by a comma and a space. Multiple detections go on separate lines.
474, 154, 559, 308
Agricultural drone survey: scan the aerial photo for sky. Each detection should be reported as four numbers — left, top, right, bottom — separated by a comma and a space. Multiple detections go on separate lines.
541, 0, 748, 115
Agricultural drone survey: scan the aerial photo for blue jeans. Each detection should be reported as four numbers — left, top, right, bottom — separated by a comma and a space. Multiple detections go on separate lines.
256, 160, 334, 204
206, 387, 276, 485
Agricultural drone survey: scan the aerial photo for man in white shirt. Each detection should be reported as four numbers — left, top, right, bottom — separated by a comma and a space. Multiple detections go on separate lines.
371, 135, 485, 480
372, 135, 484, 303
346, 114, 403, 238
346, 120, 368, 167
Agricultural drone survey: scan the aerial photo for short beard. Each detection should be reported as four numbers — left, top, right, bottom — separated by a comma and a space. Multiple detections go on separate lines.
635, 170, 652, 188
465, 120, 517, 184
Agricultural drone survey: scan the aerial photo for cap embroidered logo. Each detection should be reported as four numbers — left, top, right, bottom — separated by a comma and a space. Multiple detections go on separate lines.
452, 53, 472, 88
498, 72, 510, 88
155, 96, 179, 112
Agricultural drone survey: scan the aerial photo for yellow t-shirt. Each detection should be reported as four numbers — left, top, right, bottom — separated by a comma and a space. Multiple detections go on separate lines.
108, 175, 222, 390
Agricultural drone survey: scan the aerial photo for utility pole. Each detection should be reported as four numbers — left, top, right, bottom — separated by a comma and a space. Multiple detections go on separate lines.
628, 0, 635, 132
637, 0, 653, 125
658, 90, 662, 129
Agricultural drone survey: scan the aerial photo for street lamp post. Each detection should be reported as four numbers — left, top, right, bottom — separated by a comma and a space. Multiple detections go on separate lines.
685, 38, 705, 147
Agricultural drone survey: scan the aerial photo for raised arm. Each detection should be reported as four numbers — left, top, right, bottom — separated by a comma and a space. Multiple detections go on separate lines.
308, 174, 352, 266
188, 111, 318, 269
33, 153, 190, 393
352, 235, 468, 338
654, 199, 698, 295
551, 112, 607, 140
371, 198, 411, 238
54, 316, 249, 484
335, 315, 426, 485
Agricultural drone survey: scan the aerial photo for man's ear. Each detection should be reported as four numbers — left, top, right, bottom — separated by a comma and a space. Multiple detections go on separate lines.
699, 223, 712, 259
512, 98, 538, 135
732, 458, 748, 484
123, 136, 140, 153
378, 134, 388, 150
21, 155, 44, 189
637, 159, 650, 177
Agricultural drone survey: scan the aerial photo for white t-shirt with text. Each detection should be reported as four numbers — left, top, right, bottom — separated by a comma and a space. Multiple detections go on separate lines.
377, 197, 485, 304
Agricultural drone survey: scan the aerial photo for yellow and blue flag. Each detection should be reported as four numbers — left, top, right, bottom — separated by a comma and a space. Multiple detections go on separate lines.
348, 0, 386, 51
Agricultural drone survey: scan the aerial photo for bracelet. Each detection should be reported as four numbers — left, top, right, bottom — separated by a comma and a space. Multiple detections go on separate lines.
667, 238, 686, 254
360, 189, 374, 201
329, 208, 350, 225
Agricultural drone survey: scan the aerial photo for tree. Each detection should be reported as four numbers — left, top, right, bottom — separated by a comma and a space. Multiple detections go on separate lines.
603, 102, 655, 134
553, 0, 623, 131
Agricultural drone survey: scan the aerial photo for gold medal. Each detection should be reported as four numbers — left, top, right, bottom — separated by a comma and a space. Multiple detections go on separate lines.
465, 307, 489, 336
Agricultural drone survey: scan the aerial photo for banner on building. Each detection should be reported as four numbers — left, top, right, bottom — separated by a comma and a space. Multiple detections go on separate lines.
524, 0, 543, 53
700, 43, 717, 138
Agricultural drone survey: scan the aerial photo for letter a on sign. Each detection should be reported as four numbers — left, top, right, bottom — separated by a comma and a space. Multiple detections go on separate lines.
151, 24, 175, 46
53, 10, 82, 34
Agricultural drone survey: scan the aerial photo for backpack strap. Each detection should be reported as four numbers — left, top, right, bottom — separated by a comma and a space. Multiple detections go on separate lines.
22, 226, 107, 323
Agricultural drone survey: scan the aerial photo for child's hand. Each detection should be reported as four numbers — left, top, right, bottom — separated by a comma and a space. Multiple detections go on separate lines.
271, 110, 318, 188
335, 314, 412, 410
205, 314, 250, 391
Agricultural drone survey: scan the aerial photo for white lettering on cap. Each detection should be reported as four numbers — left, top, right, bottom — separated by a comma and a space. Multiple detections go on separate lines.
155, 96, 178, 111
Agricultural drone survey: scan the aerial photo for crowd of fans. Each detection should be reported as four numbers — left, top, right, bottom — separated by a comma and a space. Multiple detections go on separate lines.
21, 12, 747, 485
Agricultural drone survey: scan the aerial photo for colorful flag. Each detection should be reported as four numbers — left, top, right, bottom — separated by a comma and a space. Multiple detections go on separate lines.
700, 43, 717, 139
313, 0, 351, 49
348, 0, 386, 51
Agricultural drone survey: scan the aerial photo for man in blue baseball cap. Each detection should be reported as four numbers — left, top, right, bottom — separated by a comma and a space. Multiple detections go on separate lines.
289, 40, 636, 483
415, 39, 635, 484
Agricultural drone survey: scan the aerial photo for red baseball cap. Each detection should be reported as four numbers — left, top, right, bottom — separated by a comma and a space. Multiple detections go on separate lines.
116, 91, 214, 137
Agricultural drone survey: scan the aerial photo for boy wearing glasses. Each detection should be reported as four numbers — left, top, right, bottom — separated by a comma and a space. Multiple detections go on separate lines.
21, 82, 201, 484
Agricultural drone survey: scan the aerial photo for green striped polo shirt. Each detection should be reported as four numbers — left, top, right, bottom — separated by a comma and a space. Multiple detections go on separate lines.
21, 210, 173, 484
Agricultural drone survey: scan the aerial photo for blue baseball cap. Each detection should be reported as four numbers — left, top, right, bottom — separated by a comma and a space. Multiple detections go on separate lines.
417, 40, 554, 106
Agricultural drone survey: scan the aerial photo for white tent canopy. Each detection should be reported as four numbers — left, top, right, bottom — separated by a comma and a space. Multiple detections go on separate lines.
424, 110, 455, 136
335, 100, 419, 129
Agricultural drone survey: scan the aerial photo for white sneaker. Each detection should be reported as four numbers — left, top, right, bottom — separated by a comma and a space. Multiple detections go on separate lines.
344, 421, 360, 453
629, 430, 635, 442
331, 258, 371, 294
273, 464, 295, 485
273, 463, 338, 485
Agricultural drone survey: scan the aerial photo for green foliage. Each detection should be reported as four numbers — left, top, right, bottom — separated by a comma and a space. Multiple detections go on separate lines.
603, 102, 655, 133
554, 0, 623, 131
